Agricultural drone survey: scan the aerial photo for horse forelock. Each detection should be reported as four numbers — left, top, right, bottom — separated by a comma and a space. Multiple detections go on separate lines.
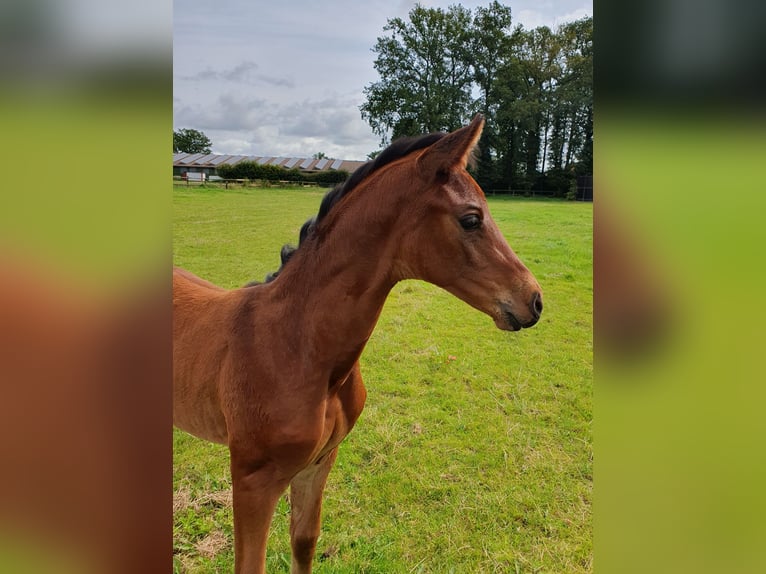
262, 131, 448, 283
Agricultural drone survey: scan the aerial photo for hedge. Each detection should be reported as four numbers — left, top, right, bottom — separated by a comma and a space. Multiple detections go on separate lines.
216, 161, 349, 186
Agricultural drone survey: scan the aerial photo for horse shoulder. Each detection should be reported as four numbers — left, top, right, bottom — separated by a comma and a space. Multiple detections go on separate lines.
311, 364, 368, 462
335, 364, 367, 433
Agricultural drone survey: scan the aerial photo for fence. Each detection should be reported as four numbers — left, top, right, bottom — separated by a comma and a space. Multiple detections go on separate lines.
173, 178, 593, 200
486, 188, 559, 197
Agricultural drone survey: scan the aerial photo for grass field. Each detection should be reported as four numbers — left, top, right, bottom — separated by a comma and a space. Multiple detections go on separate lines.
173, 185, 592, 573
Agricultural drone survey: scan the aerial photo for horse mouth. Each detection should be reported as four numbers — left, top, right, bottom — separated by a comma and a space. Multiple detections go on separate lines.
504, 310, 523, 331
493, 306, 523, 331
496, 303, 539, 331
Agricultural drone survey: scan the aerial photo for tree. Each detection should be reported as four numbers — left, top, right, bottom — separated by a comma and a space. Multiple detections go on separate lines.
173, 128, 212, 154
468, 1, 514, 189
470, 1, 513, 116
517, 26, 562, 177
360, 4, 474, 144
493, 24, 570, 190
494, 25, 540, 189
313, 152, 327, 160
495, 17, 592, 194
556, 16, 593, 175
360, 4, 592, 193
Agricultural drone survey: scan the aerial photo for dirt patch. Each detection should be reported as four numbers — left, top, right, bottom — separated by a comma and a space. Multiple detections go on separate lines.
173, 484, 193, 513
195, 530, 228, 558
173, 485, 232, 514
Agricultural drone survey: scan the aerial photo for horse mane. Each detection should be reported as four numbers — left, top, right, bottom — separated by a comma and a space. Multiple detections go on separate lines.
256, 131, 448, 284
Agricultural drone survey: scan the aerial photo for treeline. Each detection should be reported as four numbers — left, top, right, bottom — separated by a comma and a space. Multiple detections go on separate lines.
216, 161, 349, 186
360, 2, 592, 196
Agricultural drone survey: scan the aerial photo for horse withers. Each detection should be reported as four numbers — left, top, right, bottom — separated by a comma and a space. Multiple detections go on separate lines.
173, 114, 542, 573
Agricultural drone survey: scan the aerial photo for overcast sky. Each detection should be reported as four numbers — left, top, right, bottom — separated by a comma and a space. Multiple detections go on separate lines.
173, 1, 592, 160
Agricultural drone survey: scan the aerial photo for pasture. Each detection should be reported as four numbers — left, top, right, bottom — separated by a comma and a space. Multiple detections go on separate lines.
173, 186, 592, 573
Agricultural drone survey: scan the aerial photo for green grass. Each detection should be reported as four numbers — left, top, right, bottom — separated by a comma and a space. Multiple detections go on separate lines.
173, 186, 592, 573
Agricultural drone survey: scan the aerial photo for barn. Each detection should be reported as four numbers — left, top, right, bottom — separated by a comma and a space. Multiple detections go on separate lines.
173, 153, 366, 180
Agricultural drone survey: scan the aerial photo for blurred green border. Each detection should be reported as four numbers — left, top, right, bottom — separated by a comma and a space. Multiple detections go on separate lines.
597, 111, 766, 573
0, 83, 171, 285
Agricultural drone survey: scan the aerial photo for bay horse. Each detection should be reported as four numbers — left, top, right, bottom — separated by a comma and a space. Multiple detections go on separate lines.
173, 115, 543, 573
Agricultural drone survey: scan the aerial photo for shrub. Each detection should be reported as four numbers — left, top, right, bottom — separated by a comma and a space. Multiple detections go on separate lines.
214, 162, 349, 186
535, 168, 576, 197
285, 168, 305, 182
311, 170, 349, 186
216, 163, 236, 179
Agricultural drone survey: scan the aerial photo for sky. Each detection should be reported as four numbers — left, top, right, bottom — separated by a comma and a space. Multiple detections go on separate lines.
173, 1, 592, 161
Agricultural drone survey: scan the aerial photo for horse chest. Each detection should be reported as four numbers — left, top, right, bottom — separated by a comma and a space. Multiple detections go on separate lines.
314, 368, 367, 461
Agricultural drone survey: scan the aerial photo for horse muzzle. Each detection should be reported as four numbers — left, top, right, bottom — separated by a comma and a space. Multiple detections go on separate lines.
496, 291, 543, 331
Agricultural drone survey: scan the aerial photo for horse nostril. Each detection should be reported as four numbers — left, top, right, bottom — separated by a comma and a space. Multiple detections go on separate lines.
530, 291, 543, 319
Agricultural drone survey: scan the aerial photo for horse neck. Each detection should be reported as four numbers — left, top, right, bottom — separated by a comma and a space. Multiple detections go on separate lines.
273, 173, 410, 378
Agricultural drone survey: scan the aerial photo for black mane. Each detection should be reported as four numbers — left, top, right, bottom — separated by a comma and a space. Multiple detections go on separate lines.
255, 131, 447, 284
315, 132, 446, 224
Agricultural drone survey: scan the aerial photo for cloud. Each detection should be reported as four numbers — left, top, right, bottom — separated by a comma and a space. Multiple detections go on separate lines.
180, 60, 295, 87
175, 93, 269, 131
175, 91, 379, 159
210, 137, 253, 156
516, 3, 592, 30
516, 9, 548, 30
554, 5, 593, 27
280, 98, 371, 143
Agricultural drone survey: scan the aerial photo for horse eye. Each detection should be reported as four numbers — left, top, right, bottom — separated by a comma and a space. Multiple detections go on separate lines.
459, 214, 482, 231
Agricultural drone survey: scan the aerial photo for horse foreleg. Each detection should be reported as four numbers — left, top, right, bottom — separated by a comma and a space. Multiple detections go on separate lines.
230, 458, 291, 574
288, 448, 338, 574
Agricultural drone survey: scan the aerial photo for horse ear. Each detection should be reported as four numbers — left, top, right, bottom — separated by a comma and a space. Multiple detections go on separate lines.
417, 114, 485, 177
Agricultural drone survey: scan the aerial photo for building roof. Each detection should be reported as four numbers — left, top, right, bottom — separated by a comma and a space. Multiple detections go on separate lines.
173, 152, 366, 174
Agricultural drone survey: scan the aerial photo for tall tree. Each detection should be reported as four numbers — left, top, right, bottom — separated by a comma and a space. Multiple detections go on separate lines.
173, 128, 212, 154
521, 26, 562, 176
470, 1, 513, 115
360, 4, 473, 144
468, 1, 514, 189
494, 25, 539, 189
557, 16, 593, 174
494, 24, 564, 187
361, 4, 592, 193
